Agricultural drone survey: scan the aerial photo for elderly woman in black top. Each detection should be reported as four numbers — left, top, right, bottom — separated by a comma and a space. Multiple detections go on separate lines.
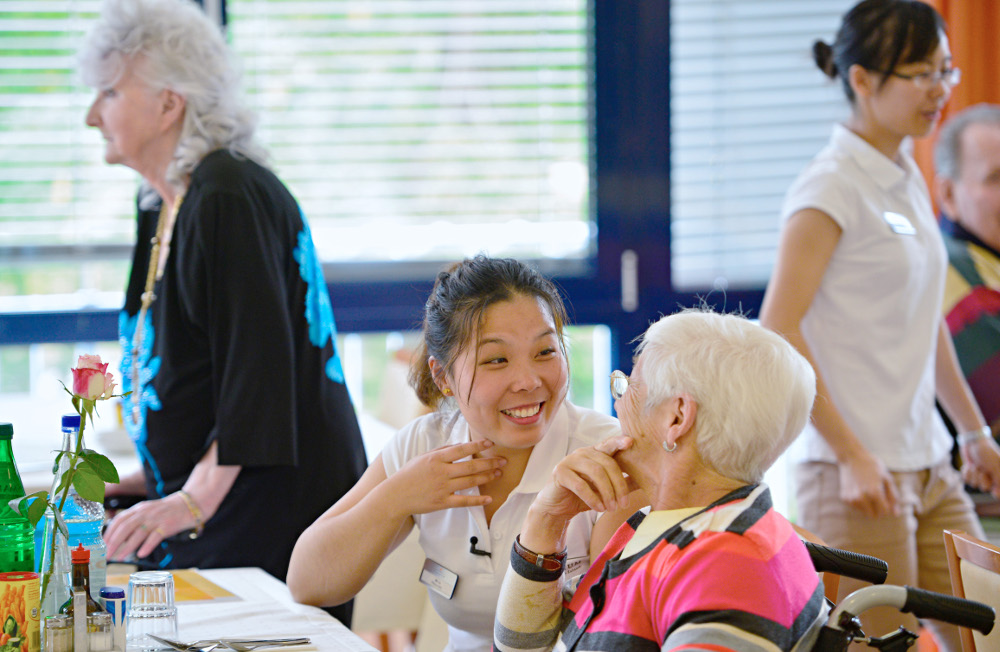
81, 0, 366, 619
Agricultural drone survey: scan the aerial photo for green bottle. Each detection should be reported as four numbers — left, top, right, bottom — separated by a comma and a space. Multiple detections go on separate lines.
0, 423, 35, 572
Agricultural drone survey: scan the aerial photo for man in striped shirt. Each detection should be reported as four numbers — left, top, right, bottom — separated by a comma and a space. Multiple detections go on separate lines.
936, 104, 1000, 436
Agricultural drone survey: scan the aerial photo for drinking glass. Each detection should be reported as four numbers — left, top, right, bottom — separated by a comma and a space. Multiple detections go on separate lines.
126, 570, 178, 650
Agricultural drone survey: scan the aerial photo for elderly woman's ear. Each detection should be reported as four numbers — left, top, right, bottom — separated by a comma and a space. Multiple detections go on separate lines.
159, 89, 185, 128
662, 393, 697, 450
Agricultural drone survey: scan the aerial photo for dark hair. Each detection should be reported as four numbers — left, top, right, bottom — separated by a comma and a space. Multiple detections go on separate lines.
409, 255, 570, 409
813, 0, 945, 103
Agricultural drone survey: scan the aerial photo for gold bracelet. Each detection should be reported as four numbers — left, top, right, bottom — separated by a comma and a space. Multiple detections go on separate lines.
177, 490, 204, 539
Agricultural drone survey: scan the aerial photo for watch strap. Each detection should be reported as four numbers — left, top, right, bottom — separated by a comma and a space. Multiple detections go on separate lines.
513, 535, 566, 573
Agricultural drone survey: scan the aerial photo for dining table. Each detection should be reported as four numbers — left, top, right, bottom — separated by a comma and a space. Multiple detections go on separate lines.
151, 567, 377, 651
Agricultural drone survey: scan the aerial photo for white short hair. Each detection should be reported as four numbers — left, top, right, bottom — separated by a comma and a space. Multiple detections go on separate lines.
636, 309, 816, 483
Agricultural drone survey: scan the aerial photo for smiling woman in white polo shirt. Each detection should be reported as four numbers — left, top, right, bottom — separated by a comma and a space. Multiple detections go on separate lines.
287, 255, 643, 652
759, 2, 1000, 651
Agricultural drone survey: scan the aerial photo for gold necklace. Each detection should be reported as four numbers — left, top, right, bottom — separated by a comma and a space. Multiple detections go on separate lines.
129, 192, 185, 427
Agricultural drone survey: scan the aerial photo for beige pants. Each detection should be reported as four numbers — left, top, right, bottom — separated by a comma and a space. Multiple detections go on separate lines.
795, 459, 984, 652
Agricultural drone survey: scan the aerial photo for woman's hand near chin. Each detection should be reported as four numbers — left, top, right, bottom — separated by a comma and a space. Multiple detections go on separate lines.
386, 438, 508, 516
521, 435, 637, 554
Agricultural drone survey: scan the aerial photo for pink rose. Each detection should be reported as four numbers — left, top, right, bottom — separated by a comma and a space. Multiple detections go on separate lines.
72, 354, 116, 400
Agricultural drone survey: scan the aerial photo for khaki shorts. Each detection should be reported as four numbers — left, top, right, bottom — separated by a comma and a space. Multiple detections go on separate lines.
795, 458, 984, 652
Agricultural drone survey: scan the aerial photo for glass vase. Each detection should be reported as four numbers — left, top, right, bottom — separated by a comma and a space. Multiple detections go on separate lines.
39, 510, 72, 620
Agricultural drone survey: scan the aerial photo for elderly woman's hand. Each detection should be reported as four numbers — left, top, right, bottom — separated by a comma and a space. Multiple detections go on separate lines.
104, 492, 197, 560
520, 436, 637, 556
535, 435, 637, 520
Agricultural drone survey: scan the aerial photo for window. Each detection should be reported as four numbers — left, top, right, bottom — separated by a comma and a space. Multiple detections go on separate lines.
0, 0, 592, 312
228, 0, 592, 268
670, 0, 852, 290
0, 1, 611, 466
0, 1, 137, 311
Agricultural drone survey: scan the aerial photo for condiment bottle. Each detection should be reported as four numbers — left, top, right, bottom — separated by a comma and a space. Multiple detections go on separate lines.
58, 544, 104, 616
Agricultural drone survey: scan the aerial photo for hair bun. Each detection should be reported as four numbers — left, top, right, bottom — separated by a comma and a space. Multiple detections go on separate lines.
812, 40, 837, 79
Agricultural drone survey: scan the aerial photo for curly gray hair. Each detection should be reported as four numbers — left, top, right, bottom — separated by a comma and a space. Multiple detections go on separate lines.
78, 0, 268, 207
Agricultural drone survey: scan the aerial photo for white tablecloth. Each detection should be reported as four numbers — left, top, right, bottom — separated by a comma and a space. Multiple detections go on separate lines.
173, 567, 376, 652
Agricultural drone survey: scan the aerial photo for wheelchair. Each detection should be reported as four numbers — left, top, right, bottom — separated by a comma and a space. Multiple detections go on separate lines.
804, 542, 995, 651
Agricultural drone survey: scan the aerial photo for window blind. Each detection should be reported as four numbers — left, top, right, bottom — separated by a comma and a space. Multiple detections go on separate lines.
0, 0, 590, 310
670, 0, 853, 290
227, 0, 592, 265
0, 1, 137, 247
0, 1, 138, 308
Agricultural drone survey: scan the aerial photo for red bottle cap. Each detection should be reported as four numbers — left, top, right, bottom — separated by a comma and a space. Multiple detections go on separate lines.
71, 543, 90, 564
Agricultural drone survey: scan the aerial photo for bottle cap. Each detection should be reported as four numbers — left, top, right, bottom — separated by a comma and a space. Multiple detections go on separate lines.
99, 586, 125, 599
61, 414, 81, 429
44, 614, 73, 630
0, 423, 11, 440
71, 543, 90, 564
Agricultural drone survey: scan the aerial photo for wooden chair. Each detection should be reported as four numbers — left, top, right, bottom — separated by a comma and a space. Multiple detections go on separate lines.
943, 529, 1000, 652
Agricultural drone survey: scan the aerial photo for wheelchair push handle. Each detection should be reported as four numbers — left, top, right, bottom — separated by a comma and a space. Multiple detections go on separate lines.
902, 586, 994, 635
804, 541, 889, 585
828, 585, 994, 635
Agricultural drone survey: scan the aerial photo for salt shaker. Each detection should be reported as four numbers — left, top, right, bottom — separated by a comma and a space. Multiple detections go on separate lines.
88, 612, 114, 651
43, 614, 73, 652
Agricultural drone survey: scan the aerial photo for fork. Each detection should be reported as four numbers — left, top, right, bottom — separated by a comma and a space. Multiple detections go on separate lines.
148, 636, 310, 651
217, 639, 311, 651
147, 635, 222, 651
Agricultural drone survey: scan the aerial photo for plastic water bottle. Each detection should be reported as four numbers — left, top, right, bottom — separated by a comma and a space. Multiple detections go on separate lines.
47, 415, 107, 593
0, 423, 35, 572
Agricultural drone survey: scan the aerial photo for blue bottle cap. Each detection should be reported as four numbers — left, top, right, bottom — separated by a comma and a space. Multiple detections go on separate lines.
99, 586, 125, 599
61, 414, 81, 429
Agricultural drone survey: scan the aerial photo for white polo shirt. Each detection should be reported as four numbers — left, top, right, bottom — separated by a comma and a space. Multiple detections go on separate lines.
783, 124, 952, 471
381, 402, 620, 652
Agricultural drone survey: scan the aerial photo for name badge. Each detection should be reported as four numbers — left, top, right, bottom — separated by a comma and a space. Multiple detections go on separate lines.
883, 211, 916, 235
565, 556, 587, 579
419, 559, 458, 599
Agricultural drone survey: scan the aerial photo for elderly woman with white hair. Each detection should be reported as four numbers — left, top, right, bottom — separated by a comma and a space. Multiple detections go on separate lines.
494, 310, 828, 652
81, 0, 366, 616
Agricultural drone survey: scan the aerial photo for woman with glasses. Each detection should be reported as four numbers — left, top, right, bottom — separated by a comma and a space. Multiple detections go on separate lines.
495, 310, 826, 652
288, 255, 644, 652
760, 1, 1000, 649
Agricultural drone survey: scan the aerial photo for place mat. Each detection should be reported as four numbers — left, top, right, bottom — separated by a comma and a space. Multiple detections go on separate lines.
106, 568, 239, 603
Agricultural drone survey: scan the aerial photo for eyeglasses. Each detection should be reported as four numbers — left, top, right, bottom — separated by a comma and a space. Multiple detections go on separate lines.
887, 67, 961, 90
610, 370, 630, 400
